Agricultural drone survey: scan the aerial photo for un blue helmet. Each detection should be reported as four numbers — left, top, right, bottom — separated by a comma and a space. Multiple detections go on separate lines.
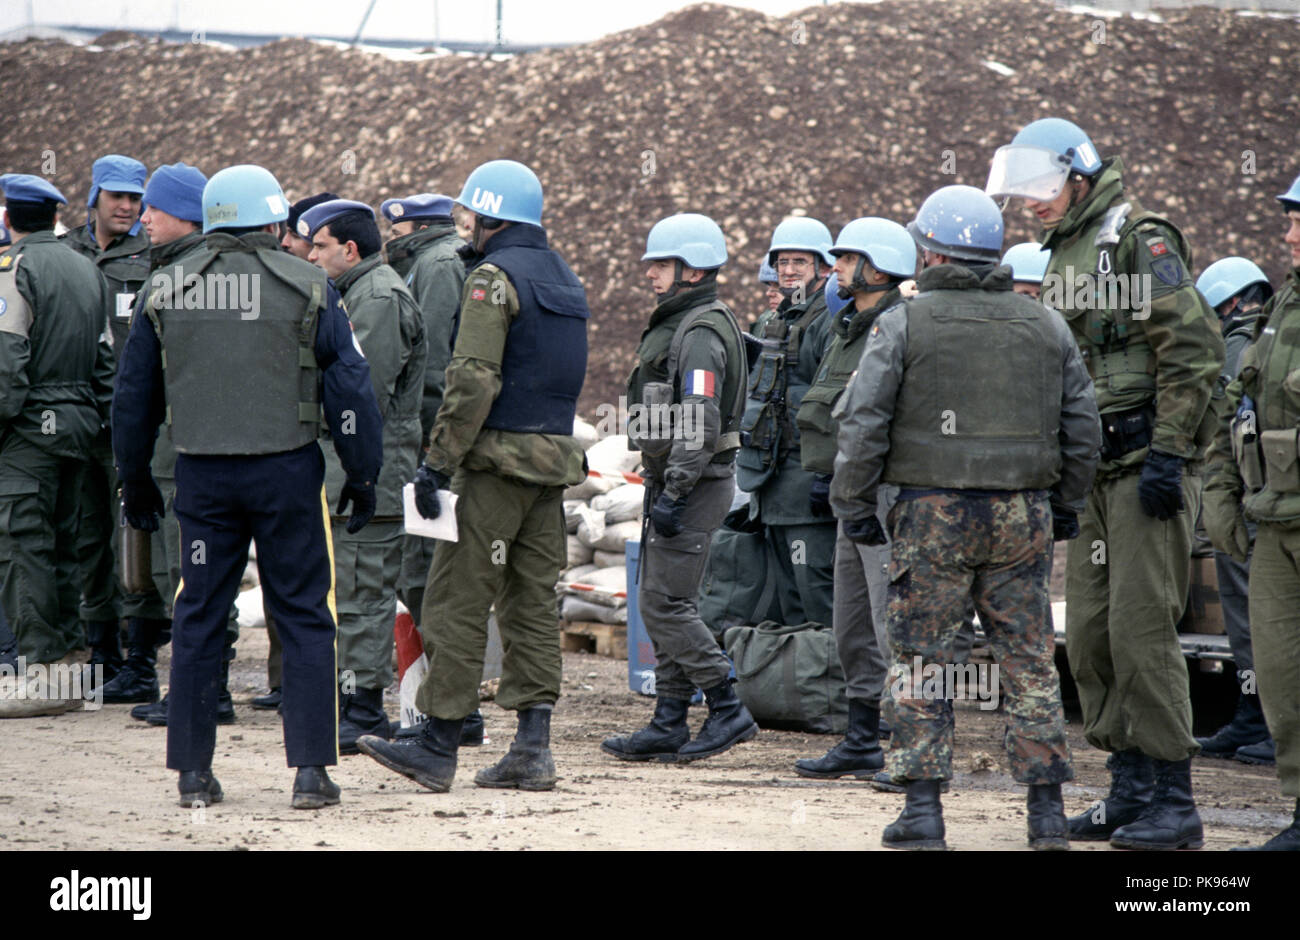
830, 217, 917, 279
1278, 172, 1300, 211
1001, 241, 1051, 284
201, 165, 289, 234
455, 159, 543, 226
823, 273, 851, 317
767, 217, 834, 267
642, 213, 727, 269
986, 117, 1102, 205
758, 259, 778, 284
1196, 257, 1272, 310
907, 185, 1004, 264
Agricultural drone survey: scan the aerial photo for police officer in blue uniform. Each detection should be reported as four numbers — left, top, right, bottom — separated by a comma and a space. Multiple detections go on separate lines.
112, 164, 383, 809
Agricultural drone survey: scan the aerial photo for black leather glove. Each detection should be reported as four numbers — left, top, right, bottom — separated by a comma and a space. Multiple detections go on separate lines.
843, 515, 887, 546
413, 465, 450, 520
1137, 449, 1186, 521
120, 477, 165, 532
1051, 503, 1079, 541
337, 481, 376, 534
809, 473, 833, 518
650, 491, 689, 538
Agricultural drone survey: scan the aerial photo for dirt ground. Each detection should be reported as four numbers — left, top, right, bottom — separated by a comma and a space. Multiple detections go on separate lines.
0, 619, 1291, 852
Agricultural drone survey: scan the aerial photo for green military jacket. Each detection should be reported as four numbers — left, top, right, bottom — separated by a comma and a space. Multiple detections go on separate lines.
384, 222, 467, 442
137, 229, 206, 480
796, 285, 902, 475
64, 221, 151, 358
425, 262, 585, 487
323, 254, 427, 521
1039, 157, 1223, 474
1206, 267, 1300, 524
740, 287, 832, 524
0, 231, 113, 458
626, 282, 745, 499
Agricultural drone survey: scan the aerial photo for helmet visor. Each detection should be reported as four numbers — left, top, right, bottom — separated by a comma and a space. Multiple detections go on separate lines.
985, 145, 1073, 203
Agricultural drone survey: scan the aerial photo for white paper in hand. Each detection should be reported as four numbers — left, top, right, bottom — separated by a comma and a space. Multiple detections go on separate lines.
403, 483, 459, 542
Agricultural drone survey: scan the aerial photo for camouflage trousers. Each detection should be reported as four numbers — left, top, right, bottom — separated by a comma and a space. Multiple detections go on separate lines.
883, 489, 1073, 785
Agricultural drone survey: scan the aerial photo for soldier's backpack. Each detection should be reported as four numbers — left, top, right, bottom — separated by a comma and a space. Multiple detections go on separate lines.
723, 620, 849, 734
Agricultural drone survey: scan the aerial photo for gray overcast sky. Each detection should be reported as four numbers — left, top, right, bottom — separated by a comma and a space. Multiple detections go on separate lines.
28, 1, 853, 44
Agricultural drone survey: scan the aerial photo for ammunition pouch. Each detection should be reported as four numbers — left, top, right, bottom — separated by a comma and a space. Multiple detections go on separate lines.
1232, 409, 1265, 493
1099, 403, 1155, 463
1260, 427, 1300, 494
627, 381, 675, 458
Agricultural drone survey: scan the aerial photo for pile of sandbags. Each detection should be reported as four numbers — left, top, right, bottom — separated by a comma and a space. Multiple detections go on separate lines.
557, 423, 643, 627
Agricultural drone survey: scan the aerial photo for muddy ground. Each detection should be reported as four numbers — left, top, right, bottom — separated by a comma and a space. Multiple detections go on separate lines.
0, 620, 1290, 852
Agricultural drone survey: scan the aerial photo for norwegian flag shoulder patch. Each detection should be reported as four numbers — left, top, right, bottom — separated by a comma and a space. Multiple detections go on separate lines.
685, 369, 716, 397
470, 287, 487, 301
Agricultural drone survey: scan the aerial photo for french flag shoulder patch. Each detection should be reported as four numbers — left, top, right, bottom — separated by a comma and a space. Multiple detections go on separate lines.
685, 369, 716, 397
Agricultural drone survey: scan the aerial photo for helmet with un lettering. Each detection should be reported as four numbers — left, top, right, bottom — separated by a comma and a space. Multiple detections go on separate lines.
455, 159, 543, 226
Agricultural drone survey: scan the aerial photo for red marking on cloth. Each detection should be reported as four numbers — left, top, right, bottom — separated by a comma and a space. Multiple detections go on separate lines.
471, 287, 487, 300
393, 612, 424, 678
587, 468, 644, 485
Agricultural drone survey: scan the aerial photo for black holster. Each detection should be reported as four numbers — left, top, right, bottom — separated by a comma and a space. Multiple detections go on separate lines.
1099, 404, 1156, 462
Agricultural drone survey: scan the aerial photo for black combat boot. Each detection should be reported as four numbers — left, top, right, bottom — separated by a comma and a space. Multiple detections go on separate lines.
83, 620, 123, 686
1027, 783, 1069, 851
251, 688, 282, 710
339, 687, 390, 755
794, 698, 884, 779
1109, 757, 1204, 850
1235, 737, 1276, 765
601, 696, 690, 762
676, 681, 758, 762
1196, 691, 1269, 758
291, 766, 341, 809
177, 770, 223, 807
476, 707, 557, 790
132, 693, 164, 722
216, 649, 235, 723
98, 618, 164, 704
1232, 799, 1300, 852
1067, 748, 1155, 840
882, 779, 947, 851
358, 715, 463, 792
393, 709, 486, 746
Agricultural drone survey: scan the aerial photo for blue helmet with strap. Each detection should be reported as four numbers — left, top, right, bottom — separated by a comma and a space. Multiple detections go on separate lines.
907, 185, 1003, 264
1196, 257, 1272, 310
201, 165, 289, 234
455, 159, 543, 226
642, 213, 727, 269
987, 117, 1101, 206
831, 217, 917, 282
1278, 172, 1300, 212
767, 217, 834, 267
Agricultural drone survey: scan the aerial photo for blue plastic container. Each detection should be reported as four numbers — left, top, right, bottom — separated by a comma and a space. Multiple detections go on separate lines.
625, 541, 657, 696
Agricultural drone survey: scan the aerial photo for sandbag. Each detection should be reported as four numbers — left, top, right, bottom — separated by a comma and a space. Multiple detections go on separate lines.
560, 563, 600, 584
564, 499, 586, 533
591, 484, 645, 524
723, 620, 848, 735
580, 519, 642, 554
573, 417, 600, 450
564, 474, 617, 500
561, 595, 628, 625
592, 549, 626, 568
586, 434, 641, 475
566, 535, 594, 567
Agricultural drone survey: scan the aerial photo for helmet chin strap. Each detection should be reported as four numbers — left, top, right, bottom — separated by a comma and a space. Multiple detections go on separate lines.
842, 256, 890, 298
472, 215, 505, 253
658, 259, 698, 300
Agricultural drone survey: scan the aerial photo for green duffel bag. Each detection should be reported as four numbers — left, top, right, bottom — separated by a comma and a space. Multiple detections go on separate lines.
723, 620, 849, 735
697, 509, 781, 641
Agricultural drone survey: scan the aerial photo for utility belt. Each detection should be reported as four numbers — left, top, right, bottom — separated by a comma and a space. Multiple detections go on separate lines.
1099, 403, 1156, 463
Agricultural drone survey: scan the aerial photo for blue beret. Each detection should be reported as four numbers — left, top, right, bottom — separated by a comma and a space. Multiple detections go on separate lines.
144, 163, 208, 224
380, 193, 454, 223
88, 154, 147, 207
0, 173, 68, 206
285, 192, 340, 237
297, 199, 376, 240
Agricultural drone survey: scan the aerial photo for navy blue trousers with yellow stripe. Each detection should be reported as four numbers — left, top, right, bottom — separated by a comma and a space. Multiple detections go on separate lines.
167, 443, 338, 771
